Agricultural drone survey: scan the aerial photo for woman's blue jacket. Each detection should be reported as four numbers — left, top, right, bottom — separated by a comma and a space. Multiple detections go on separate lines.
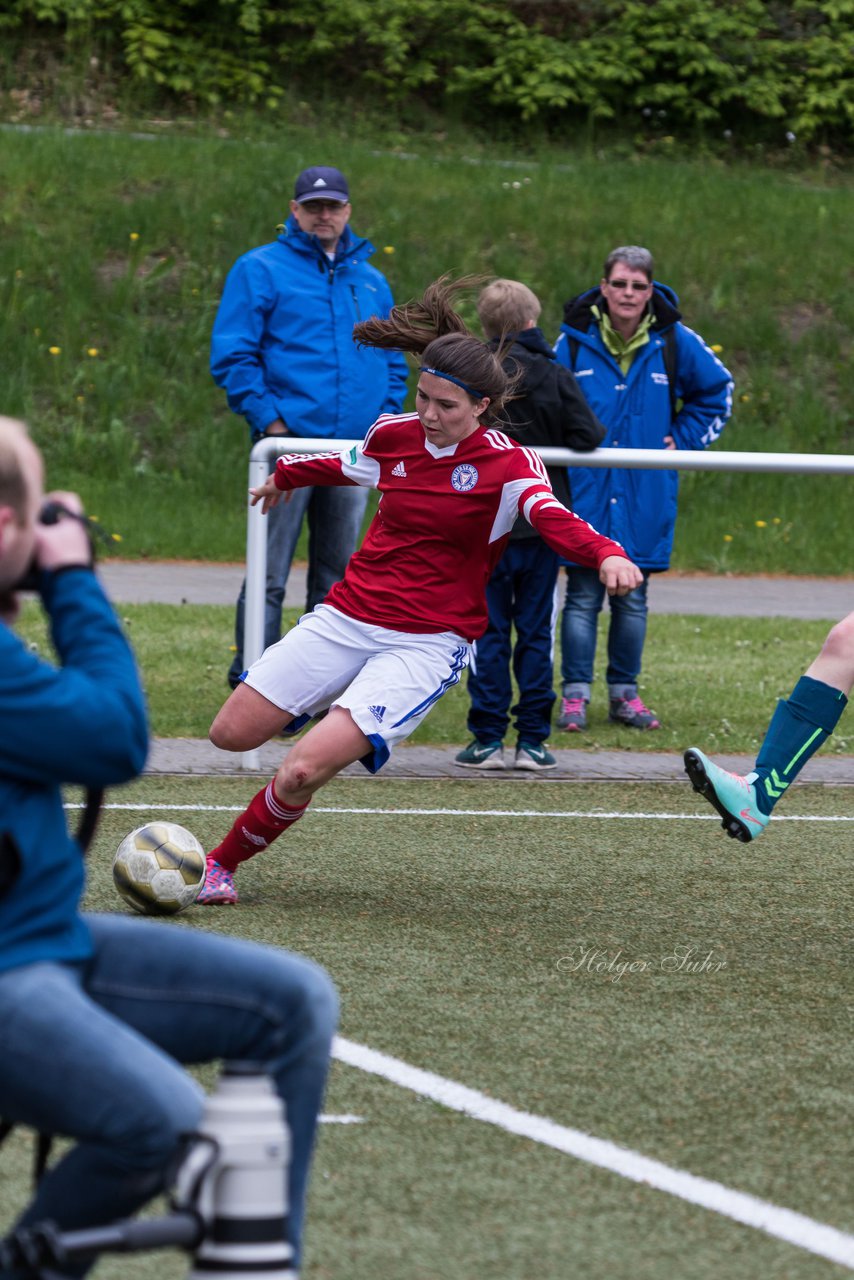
554, 283, 733, 569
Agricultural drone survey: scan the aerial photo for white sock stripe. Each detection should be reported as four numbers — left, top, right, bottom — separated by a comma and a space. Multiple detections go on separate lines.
264, 781, 308, 823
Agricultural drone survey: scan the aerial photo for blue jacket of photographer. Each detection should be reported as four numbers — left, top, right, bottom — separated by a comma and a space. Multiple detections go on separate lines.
0, 569, 148, 974
210, 217, 410, 442
554, 282, 734, 570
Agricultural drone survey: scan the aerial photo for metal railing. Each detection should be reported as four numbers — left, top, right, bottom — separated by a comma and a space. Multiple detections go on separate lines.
237, 437, 854, 769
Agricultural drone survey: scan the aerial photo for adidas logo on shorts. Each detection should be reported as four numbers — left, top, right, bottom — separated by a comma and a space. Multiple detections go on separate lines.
368, 705, 386, 722
391, 461, 407, 478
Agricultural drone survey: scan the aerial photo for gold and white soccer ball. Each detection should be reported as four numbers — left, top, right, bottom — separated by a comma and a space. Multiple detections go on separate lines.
112, 822, 206, 915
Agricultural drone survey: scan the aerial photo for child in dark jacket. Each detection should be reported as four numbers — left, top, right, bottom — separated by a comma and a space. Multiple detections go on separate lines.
455, 279, 605, 771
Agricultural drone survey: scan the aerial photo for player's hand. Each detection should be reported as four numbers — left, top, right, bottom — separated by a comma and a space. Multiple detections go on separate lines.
599, 555, 643, 596
34, 492, 93, 572
249, 473, 292, 514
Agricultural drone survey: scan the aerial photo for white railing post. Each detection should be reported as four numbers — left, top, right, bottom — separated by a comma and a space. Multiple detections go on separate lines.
239, 439, 358, 770
237, 440, 854, 770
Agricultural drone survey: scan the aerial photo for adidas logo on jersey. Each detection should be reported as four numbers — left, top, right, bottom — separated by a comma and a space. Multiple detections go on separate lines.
391, 461, 407, 477
368, 704, 386, 722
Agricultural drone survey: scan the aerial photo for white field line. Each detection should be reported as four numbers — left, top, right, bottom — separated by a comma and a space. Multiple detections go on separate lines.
333, 1036, 854, 1270
66, 802, 853, 824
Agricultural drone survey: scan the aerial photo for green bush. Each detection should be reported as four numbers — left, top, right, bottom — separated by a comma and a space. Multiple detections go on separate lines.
1, 0, 852, 147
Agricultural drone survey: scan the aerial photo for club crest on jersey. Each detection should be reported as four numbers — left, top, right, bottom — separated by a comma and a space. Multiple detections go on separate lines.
451, 463, 479, 492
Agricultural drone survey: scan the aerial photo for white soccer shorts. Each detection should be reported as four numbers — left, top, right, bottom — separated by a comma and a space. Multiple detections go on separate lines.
244, 605, 471, 773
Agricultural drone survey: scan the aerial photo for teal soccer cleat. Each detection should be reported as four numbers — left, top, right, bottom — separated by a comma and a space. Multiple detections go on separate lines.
684, 748, 770, 843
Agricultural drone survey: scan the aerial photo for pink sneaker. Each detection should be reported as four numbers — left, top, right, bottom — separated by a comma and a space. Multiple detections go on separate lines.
557, 696, 588, 732
196, 858, 238, 905
609, 695, 661, 730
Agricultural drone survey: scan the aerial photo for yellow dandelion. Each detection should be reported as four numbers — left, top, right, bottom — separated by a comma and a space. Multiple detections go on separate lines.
740, 393, 751, 402
755, 520, 767, 528
129, 232, 140, 242
111, 533, 123, 543
87, 347, 99, 358
711, 343, 724, 353
772, 517, 781, 525
49, 346, 61, 356
383, 246, 395, 255
723, 534, 733, 543
76, 395, 85, 403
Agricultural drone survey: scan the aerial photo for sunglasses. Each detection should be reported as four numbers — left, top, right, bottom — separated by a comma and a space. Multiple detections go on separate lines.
606, 279, 650, 292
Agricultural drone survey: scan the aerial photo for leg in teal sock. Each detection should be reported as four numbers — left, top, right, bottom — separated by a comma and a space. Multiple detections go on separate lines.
686, 614, 852, 843
750, 675, 848, 815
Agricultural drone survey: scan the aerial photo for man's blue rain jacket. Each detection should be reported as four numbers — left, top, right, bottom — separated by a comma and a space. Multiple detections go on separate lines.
211, 218, 409, 442
555, 283, 733, 570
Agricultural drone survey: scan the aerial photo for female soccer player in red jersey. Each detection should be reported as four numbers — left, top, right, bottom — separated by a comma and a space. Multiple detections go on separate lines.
199, 279, 642, 904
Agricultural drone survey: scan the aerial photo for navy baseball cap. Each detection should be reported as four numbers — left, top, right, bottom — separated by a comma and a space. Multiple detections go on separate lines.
293, 166, 350, 204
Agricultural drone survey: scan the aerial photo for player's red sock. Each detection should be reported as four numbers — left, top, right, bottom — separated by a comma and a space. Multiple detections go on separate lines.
211, 779, 310, 872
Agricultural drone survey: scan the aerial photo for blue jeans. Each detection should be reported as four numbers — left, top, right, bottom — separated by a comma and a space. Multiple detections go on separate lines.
467, 539, 559, 744
230, 483, 370, 686
560, 566, 651, 696
0, 914, 337, 1274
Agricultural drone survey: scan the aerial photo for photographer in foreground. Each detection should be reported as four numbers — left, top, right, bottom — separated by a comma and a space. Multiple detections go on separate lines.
0, 416, 337, 1277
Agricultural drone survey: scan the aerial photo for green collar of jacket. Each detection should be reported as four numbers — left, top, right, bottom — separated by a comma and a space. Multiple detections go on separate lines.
593, 304, 653, 375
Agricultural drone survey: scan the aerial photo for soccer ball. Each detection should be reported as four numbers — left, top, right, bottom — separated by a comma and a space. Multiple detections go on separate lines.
113, 822, 206, 916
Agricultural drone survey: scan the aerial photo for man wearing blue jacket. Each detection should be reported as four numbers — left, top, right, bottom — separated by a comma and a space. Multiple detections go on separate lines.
211, 165, 409, 688
554, 245, 733, 731
0, 417, 337, 1273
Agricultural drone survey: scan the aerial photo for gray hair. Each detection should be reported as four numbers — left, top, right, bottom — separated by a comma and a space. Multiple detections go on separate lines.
603, 246, 654, 281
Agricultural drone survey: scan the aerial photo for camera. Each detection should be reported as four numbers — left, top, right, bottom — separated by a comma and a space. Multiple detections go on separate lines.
14, 501, 94, 592
0, 1069, 297, 1279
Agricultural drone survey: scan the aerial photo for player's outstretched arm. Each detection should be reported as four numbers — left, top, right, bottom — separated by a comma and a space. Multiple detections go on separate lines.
249, 474, 292, 514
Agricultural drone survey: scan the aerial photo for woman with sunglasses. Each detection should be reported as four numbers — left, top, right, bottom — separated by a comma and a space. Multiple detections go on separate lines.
553, 245, 734, 734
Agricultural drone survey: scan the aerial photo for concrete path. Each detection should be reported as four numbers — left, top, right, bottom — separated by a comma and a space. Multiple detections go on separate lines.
145, 737, 852, 785
95, 561, 852, 783
99, 561, 854, 620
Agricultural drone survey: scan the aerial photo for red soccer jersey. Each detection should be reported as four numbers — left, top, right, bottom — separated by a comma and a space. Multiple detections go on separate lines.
273, 412, 627, 641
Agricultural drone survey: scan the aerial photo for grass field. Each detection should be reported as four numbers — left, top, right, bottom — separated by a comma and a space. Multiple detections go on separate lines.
15, 601, 849, 756
1, 772, 852, 1279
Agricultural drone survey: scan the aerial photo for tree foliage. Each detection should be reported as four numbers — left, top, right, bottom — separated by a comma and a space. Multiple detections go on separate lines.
2, 0, 852, 145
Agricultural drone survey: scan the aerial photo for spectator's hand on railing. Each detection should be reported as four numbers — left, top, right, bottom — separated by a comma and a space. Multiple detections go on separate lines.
599, 555, 643, 596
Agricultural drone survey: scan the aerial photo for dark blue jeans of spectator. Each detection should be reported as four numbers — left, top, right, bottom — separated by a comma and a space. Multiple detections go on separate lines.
0, 913, 337, 1275
230, 483, 370, 686
560, 565, 651, 694
467, 538, 560, 745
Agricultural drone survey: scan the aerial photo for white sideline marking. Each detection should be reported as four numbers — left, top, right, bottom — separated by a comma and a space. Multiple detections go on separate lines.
333, 1036, 854, 1269
319, 1113, 365, 1125
67, 802, 853, 824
